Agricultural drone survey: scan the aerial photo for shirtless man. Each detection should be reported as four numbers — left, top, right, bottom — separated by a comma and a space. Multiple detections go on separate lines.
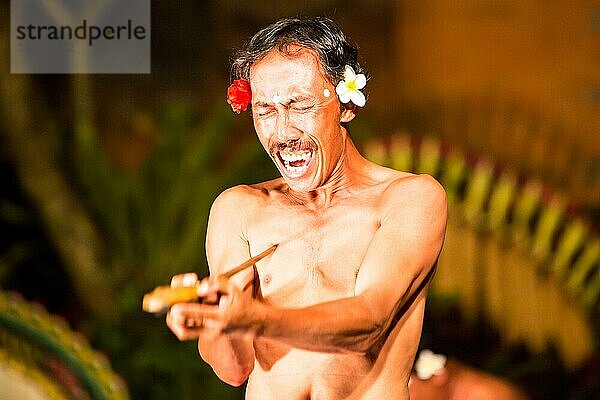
166, 17, 447, 400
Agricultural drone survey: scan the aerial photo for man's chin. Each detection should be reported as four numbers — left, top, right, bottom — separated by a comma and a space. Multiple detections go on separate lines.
278, 170, 318, 192
274, 160, 318, 192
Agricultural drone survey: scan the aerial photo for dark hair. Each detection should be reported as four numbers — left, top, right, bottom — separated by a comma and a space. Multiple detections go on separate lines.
231, 17, 363, 87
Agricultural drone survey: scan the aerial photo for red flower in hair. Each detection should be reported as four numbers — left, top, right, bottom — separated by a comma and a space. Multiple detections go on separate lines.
226, 79, 252, 113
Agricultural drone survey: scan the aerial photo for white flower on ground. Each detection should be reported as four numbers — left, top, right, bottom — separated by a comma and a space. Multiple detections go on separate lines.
335, 65, 367, 107
414, 349, 447, 380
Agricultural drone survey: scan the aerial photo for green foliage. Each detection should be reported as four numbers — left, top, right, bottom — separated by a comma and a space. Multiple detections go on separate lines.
89, 311, 244, 400
71, 102, 274, 399
74, 102, 269, 286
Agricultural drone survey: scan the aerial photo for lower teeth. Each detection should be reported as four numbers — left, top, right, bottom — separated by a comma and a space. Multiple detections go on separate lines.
280, 151, 311, 175
284, 161, 308, 174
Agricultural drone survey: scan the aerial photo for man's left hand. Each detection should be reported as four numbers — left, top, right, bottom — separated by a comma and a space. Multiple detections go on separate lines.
181, 276, 259, 340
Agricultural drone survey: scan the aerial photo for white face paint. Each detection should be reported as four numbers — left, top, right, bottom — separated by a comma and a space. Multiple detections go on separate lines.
323, 88, 331, 98
272, 94, 281, 104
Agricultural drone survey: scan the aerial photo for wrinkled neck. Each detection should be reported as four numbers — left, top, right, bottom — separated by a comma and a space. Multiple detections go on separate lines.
285, 133, 370, 210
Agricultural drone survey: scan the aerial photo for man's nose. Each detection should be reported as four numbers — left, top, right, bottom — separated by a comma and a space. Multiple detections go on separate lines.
275, 109, 300, 142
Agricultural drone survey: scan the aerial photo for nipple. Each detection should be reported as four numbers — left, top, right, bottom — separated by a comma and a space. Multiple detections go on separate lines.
263, 273, 272, 285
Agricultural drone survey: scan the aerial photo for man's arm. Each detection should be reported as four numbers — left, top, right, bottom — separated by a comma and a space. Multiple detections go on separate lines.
167, 186, 257, 386
197, 174, 447, 354
258, 174, 446, 352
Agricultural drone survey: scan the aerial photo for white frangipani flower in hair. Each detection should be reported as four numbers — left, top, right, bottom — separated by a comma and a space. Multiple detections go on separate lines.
414, 349, 447, 380
335, 65, 367, 107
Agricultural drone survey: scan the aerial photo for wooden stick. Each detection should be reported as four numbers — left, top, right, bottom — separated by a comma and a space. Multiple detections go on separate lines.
220, 244, 277, 278
142, 244, 277, 314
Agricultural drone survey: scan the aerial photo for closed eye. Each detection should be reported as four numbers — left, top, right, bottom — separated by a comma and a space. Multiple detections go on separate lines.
290, 101, 316, 112
254, 108, 275, 117
293, 104, 313, 111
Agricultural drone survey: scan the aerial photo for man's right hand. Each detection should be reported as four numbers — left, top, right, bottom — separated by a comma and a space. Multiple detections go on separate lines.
166, 272, 208, 341
166, 272, 256, 386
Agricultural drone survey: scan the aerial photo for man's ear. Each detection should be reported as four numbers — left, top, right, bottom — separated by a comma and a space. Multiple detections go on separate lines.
340, 107, 356, 123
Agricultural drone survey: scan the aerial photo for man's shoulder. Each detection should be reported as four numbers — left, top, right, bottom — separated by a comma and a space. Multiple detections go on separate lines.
377, 171, 447, 217
380, 171, 445, 202
211, 179, 284, 212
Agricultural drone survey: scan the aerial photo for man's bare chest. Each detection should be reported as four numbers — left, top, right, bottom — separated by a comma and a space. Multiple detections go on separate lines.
247, 203, 380, 307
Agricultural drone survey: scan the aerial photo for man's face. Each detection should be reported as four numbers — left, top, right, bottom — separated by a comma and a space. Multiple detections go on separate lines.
249, 47, 347, 192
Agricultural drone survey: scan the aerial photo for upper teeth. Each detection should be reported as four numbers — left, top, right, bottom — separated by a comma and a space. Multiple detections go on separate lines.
280, 150, 311, 162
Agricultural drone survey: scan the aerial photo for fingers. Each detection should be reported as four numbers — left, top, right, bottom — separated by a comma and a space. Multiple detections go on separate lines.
197, 278, 218, 304
167, 273, 200, 340
198, 275, 234, 297
171, 272, 198, 288
195, 276, 235, 306
166, 311, 202, 341
167, 302, 207, 341
167, 302, 226, 341
176, 302, 224, 319
165, 274, 242, 341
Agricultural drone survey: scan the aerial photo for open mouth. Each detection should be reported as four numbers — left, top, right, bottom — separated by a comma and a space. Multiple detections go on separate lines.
277, 148, 313, 178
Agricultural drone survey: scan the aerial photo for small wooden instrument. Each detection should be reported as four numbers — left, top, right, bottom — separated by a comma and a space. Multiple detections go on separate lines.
142, 244, 277, 314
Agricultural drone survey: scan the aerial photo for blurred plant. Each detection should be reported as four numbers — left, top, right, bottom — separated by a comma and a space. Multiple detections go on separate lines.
0, 7, 279, 392
71, 101, 272, 399
0, 196, 32, 283
73, 103, 256, 288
